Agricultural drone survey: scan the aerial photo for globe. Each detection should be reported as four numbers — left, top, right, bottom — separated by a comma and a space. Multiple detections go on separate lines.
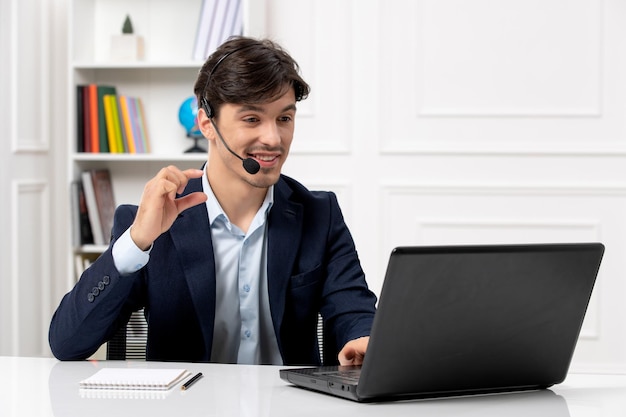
178, 96, 202, 138
178, 96, 206, 153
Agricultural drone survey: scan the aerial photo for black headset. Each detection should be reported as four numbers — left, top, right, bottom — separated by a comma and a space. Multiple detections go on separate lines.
199, 44, 261, 175
199, 44, 257, 119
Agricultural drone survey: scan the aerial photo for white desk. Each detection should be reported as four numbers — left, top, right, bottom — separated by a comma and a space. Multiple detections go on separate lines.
1, 356, 625, 416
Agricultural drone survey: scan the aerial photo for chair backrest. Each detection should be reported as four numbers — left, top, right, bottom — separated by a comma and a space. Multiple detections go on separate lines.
106, 309, 148, 360
107, 310, 333, 364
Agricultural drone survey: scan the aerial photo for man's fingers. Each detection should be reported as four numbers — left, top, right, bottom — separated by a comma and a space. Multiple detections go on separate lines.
338, 336, 369, 366
131, 166, 206, 249
172, 167, 204, 194
156, 166, 204, 195
175, 192, 208, 214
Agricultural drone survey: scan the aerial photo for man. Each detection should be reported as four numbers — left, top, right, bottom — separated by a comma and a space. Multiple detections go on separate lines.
49, 37, 377, 365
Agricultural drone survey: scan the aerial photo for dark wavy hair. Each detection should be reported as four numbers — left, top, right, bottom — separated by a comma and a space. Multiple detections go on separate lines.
194, 36, 310, 118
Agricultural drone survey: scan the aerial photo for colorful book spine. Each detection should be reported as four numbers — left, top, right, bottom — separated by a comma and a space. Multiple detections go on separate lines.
136, 98, 151, 153
103, 95, 119, 153
81, 169, 116, 246
76, 85, 85, 153
128, 97, 144, 153
116, 95, 129, 153
96, 85, 117, 153
119, 96, 136, 153
88, 84, 99, 153
75, 84, 151, 154
111, 94, 124, 154
82, 86, 91, 152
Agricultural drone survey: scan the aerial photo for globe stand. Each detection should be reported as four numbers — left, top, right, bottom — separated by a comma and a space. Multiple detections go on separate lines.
184, 132, 206, 153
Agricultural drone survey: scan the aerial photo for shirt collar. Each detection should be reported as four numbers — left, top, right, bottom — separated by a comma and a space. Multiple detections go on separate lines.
201, 165, 274, 227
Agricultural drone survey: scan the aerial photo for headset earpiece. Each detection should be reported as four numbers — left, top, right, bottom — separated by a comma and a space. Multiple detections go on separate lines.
199, 42, 262, 175
200, 97, 213, 118
201, 43, 256, 120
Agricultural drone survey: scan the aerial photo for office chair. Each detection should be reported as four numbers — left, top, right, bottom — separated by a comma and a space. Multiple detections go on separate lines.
107, 310, 334, 364
106, 309, 148, 360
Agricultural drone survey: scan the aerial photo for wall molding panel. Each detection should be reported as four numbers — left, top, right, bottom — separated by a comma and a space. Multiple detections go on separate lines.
11, 180, 51, 357
377, 0, 626, 156
10, 0, 50, 153
267, 0, 353, 155
416, 0, 603, 118
379, 180, 626, 370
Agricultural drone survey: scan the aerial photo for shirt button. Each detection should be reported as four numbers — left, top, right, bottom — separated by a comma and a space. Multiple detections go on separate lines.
243, 284, 250, 293
244, 330, 251, 338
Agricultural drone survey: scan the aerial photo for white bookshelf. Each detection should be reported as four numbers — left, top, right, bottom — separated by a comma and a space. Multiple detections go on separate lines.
67, 0, 265, 282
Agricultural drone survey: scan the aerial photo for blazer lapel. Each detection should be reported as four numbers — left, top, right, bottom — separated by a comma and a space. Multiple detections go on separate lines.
169, 177, 216, 358
267, 178, 303, 341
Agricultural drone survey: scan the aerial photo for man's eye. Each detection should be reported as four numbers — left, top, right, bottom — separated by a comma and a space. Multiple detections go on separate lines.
244, 117, 259, 123
279, 116, 293, 122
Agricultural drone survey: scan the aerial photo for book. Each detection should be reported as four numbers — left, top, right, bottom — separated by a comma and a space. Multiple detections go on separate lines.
127, 97, 144, 153
81, 169, 116, 246
82, 86, 92, 152
192, 0, 216, 61
88, 84, 99, 153
221, 0, 242, 43
74, 252, 99, 280
96, 85, 117, 153
76, 86, 85, 152
230, 0, 243, 38
116, 95, 129, 153
119, 95, 136, 153
79, 368, 191, 391
76, 85, 149, 154
81, 170, 103, 245
70, 180, 94, 247
205, 0, 230, 57
110, 95, 126, 153
203, 0, 243, 58
135, 97, 151, 153
103, 95, 118, 153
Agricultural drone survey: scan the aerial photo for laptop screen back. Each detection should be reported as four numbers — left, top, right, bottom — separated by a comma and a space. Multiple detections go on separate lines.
357, 243, 604, 401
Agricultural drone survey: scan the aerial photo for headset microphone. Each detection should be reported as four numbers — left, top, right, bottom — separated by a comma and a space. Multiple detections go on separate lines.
200, 44, 261, 175
209, 118, 261, 175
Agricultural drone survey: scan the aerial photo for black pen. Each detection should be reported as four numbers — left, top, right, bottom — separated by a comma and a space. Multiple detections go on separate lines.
181, 372, 203, 390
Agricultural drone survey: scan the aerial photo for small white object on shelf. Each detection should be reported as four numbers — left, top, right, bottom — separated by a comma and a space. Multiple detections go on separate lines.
110, 15, 144, 61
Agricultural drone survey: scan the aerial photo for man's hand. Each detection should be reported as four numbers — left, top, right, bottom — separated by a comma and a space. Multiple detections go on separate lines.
338, 336, 369, 366
130, 166, 207, 250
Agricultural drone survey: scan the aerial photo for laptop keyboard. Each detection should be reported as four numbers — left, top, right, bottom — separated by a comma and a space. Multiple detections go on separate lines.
313, 368, 361, 384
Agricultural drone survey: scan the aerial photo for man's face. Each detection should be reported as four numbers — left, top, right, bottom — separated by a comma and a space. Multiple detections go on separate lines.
208, 88, 297, 189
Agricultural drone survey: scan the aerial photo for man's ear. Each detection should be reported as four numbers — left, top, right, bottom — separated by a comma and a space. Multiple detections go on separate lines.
197, 107, 215, 141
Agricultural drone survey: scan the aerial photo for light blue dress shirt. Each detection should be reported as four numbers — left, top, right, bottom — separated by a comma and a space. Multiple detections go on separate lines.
112, 170, 282, 365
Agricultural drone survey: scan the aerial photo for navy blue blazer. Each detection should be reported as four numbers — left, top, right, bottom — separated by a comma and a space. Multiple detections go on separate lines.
49, 175, 377, 364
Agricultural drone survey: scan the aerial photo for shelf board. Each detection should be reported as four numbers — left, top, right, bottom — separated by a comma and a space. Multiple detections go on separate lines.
72, 61, 203, 70
71, 153, 207, 162
76, 244, 108, 254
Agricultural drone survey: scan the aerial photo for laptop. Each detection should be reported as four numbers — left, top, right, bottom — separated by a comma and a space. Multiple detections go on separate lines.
280, 242, 604, 402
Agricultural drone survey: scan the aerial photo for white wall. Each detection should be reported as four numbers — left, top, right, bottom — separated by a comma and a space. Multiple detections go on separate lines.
1, 0, 624, 372
266, 0, 626, 373
1, 0, 68, 357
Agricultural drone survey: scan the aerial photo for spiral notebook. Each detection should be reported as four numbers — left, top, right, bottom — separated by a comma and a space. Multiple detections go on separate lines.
79, 368, 191, 391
